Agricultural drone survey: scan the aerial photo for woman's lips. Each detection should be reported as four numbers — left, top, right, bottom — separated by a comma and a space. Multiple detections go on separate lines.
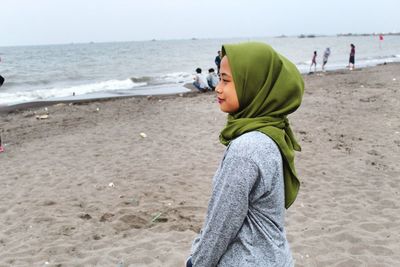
217, 98, 224, 104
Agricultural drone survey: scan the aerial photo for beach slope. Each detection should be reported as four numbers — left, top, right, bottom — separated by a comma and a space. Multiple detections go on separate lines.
1, 64, 400, 266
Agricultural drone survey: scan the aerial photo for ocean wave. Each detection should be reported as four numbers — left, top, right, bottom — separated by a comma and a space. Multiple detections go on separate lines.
358, 54, 399, 61
296, 61, 310, 66
0, 72, 194, 105
1, 79, 53, 88
131, 76, 152, 83
0, 79, 146, 105
130, 72, 192, 86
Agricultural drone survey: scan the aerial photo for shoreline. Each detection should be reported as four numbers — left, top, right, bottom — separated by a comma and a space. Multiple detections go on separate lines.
0, 84, 199, 114
1, 62, 397, 114
0, 91, 194, 114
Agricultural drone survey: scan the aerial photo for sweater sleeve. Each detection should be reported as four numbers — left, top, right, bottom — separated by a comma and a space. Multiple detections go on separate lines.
191, 155, 259, 267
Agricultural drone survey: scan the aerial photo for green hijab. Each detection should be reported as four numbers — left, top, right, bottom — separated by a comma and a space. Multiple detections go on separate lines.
220, 42, 304, 209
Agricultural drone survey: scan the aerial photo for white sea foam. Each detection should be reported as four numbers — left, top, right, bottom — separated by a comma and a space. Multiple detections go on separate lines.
0, 79, 146, 105
160, 72, 192, 83
130, 72, 192, 86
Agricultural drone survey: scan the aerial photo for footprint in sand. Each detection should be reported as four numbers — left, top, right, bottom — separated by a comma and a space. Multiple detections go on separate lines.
100, 212, 115, 222
359, 222, 382, 232
367, 149, 379, 156
116, 214, 149, 230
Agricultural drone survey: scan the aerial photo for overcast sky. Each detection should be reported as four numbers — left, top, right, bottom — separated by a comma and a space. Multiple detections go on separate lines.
1, 0, 399, 46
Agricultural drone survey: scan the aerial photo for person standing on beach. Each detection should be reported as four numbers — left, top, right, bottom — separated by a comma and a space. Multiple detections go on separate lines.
0, 57, 4, 87
349, 44, 355, 70
186, 42, 304, 267
0, 135, 4, 153
215, 51, 222, 74
322, 48, 331, 72
309, 51, 317, 73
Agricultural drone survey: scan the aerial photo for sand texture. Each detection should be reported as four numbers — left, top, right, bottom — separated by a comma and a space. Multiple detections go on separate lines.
1, 63, 400, 266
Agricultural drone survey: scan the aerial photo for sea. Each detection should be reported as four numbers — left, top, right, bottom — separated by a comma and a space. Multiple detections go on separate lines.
0, 35, 399, 106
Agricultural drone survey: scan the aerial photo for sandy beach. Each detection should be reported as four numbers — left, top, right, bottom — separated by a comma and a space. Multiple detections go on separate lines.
1, 63, 400, 266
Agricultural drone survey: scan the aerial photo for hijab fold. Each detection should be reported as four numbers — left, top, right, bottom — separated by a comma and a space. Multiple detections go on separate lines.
220, 42, 304, 209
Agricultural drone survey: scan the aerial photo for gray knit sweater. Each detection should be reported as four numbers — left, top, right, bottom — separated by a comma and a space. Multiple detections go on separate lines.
191, 131, 294, 267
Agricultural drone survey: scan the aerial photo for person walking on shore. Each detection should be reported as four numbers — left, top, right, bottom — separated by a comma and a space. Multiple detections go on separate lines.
349, 44, 355, 70
322, 48, 331, 72
186, 42, 304, 267
309, 51, 317, 73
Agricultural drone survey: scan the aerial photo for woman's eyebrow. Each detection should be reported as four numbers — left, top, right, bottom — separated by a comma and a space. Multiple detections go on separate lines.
221, 73, 231, 78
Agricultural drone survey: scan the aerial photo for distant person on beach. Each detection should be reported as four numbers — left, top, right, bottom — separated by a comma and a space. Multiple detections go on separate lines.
0, 57, 4, 87
186, 42, 303, 267
215, 51, 222, 74
206, 68, 219, 90
0, 135, 4, 153
322, 47, 331, 72
309, 50, 317, 73
349, 44, 355, 70
193, 68, 210, 92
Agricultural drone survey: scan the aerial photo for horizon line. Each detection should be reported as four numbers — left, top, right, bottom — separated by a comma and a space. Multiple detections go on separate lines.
1, 32, 398, 48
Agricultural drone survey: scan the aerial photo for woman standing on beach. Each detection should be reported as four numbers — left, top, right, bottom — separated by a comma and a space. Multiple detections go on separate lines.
186, 42, 304, 267
349, 44, 355, 70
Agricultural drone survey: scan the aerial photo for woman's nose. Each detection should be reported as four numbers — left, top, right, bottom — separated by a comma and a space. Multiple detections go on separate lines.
215, 83, 222, 93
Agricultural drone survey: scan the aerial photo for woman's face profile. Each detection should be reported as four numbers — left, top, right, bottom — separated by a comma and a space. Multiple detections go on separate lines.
215, 56, 239, 114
